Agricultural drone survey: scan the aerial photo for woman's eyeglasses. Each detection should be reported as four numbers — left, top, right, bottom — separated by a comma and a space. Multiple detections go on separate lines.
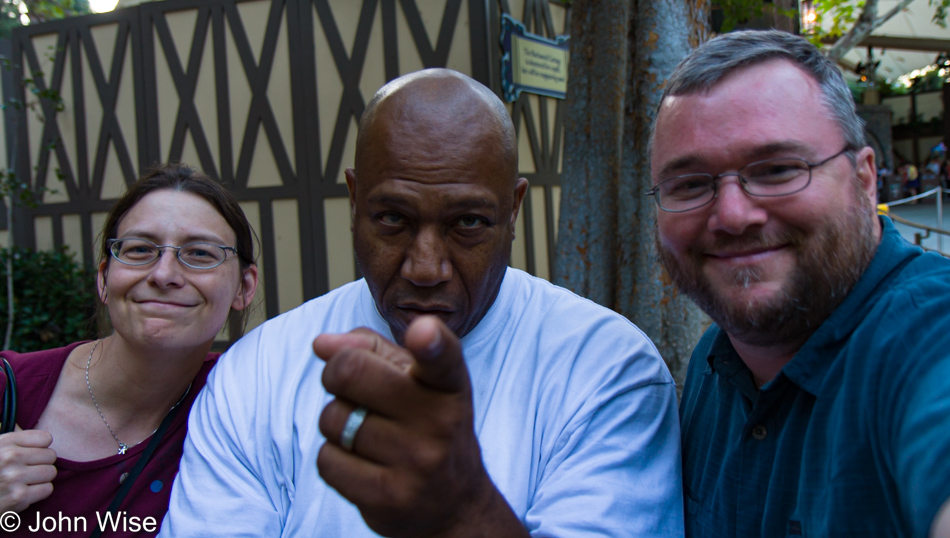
108, 238, 237, 269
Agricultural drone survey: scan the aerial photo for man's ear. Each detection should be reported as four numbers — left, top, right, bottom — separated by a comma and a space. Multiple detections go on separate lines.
97, 259, 109, 304
854, 146, 878, 206
344, 168, 358, 226
509, 178, 529, 240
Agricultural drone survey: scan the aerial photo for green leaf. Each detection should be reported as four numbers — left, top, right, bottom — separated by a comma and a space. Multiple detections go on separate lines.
0, 246, 97, 351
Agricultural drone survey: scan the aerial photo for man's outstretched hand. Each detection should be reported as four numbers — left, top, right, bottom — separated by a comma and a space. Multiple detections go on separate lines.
314, 316, 528, 538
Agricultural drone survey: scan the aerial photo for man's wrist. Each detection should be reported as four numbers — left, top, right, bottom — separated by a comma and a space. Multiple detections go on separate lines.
429, 476, 528, 538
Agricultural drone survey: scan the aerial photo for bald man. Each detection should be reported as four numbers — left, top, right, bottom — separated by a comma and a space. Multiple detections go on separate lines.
161, 69, 682, 537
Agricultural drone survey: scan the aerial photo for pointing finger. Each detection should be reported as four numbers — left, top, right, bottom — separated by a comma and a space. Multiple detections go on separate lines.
404, 316, 470, 394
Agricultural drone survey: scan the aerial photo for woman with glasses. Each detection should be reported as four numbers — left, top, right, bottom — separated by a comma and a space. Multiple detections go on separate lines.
0, 163, 257, 536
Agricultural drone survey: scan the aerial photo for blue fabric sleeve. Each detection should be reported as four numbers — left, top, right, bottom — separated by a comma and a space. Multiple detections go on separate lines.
890, 282, 950, 537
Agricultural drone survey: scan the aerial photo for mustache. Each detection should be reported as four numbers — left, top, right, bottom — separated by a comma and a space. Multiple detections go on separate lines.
386, 287, 457, 310
695, 228, 805, 254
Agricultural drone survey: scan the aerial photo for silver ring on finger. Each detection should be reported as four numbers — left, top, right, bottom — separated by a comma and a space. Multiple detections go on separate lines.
339, 406, 368, 451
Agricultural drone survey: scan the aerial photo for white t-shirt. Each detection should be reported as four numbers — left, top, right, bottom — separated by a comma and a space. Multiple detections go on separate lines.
161, 268, 684, 536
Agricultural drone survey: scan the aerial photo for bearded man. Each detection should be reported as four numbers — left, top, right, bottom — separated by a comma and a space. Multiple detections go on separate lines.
650, 30, 950, 537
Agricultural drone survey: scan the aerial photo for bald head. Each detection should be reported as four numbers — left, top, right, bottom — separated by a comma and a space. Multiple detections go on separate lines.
344, 68, 528, 343
354, 69, 517, 184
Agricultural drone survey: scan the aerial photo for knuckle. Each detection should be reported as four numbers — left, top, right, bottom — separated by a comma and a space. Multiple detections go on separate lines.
372, 472, 414, 511
42, 464, 57, 482
322, 350, 368, 393
33, 482, 53, 502
335, 351, 367, 385
4, 482, 28, 506
428, 401, 470, 437
0, 446, 21, 467
349, 327, 378, 339
317, 401, 343, 438
0, 466, 22, 486
383, 348, 415, 372
405, 442, 444, 472
350, 328, 384, 350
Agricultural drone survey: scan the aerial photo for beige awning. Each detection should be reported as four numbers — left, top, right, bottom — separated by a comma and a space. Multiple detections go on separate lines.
834, 0, 950, 81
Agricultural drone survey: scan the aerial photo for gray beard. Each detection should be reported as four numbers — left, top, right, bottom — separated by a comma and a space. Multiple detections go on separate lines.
657, 196, 879, 348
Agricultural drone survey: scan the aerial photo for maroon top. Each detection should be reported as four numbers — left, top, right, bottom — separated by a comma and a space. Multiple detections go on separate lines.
0, 342, 217, 537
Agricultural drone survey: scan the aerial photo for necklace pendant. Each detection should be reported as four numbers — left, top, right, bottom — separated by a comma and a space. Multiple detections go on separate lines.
117, 443, 129, 455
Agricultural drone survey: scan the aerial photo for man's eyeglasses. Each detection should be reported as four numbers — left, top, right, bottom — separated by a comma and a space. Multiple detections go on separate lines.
647, 147, 853, 213
108, 238, 237, 269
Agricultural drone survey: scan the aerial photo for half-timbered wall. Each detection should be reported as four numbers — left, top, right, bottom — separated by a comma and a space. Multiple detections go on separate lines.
1, 0, 568, 338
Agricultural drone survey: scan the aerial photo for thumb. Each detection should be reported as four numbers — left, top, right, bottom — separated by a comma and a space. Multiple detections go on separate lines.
404, 316, 470, 394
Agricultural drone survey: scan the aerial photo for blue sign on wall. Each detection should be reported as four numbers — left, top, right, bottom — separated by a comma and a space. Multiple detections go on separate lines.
500, 14, 570, 102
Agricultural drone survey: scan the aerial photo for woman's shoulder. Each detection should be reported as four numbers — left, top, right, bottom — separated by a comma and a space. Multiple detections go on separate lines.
1, 341, 86, 372
1, 342, 87, 429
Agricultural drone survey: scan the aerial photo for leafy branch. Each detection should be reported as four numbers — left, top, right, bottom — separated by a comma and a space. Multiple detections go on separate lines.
0, 50, 61, 349
716, 0, 799, 33
1, 0, 90, 38
717, 0, 948, 66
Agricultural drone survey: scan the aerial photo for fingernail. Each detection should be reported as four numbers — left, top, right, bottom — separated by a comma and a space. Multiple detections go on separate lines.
426, 327, 443, 356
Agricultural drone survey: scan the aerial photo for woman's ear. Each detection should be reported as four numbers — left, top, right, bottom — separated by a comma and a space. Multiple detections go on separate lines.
232, 264, 259, 311
97, 259, 109, 304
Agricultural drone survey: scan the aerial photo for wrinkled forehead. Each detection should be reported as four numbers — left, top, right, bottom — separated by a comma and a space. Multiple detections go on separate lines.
650, 60, 831, 163
357, 126, 516, 200
364, 177, 504, 214
660, 59, 828, 121
358, 109, 516, 193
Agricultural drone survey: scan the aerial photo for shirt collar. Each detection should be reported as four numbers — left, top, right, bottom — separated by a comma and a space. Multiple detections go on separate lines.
706, 328, 761, 402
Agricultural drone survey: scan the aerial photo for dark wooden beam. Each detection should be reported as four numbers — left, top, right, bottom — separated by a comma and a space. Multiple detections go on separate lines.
823, 35, 950, 53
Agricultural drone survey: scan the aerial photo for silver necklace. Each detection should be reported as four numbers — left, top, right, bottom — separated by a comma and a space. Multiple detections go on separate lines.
84, 340, 192, 455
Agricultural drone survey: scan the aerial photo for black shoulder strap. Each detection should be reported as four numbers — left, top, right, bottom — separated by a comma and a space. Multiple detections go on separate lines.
90, 400, 185, 538
1, 357, 16, 434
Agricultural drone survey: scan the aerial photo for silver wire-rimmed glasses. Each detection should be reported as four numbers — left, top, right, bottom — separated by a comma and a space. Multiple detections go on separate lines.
647, 147, 853, 213
108, 238, 237, 269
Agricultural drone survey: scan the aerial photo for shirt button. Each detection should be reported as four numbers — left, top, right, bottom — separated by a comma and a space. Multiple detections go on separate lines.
752, 425, 767, 440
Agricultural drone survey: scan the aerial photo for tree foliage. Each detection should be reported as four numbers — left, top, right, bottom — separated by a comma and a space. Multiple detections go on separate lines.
0, 247, 97, 351
716, 0, 949, 62
715, 0, 798, 32
1, 0, 89, 37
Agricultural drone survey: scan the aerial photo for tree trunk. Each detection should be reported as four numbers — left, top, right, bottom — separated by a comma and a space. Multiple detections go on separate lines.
771, 0, 799, 33
554, 0, 709, 392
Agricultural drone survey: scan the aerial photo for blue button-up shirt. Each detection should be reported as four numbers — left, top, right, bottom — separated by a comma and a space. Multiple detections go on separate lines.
681, 217, 950, 537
